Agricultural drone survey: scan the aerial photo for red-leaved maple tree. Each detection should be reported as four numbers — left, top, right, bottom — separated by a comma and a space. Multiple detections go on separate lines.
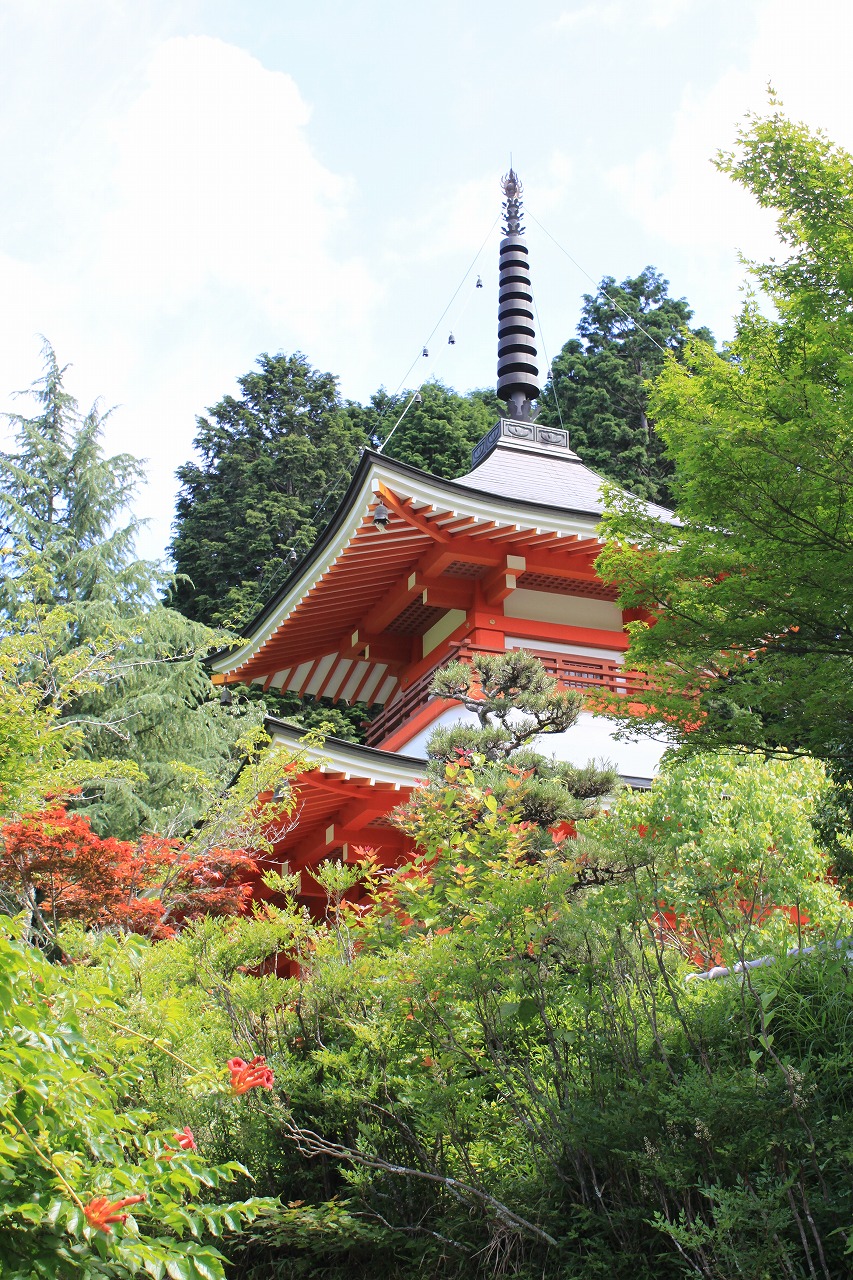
0, 805, 258, 939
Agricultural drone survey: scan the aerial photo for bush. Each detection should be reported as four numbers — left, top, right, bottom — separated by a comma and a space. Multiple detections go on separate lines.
0, 923, 274, 1279
52, 750, 853, 1278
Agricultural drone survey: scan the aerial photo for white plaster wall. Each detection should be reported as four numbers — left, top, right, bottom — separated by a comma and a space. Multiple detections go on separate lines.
505, 637, 625, 663
395, 704, 669, 781
504, 588, 623, 631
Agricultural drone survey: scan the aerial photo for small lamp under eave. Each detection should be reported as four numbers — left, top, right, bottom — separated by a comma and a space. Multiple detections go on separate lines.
373, 501, 390, 531
219, 685, 233, 707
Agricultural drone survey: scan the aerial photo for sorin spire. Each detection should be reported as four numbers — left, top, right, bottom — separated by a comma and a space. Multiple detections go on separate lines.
496, 169, 540, 421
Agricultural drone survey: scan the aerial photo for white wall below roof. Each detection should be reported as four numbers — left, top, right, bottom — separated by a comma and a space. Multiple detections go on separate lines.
505, 637, 625, 663
504, 588, 623, 631
394, 705, 669, 781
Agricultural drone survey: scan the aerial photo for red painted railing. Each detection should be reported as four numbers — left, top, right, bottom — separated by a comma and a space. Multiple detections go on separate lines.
366, 643, 645, 749
366, 661, 448, 749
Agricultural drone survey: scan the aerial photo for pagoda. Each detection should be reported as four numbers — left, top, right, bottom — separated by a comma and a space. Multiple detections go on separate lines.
211, 171, 672, 902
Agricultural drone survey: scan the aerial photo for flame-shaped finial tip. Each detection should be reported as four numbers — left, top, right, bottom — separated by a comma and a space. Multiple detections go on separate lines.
501, 169, 522, 201
500, 169, 525, 236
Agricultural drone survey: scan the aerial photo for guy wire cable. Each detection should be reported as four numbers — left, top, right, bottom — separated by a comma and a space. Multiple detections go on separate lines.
380, 266, 489, 457
375, 386, 425, 457
526, 207, 672, 359
318, 207, 498, 500
375, 211, 501, 443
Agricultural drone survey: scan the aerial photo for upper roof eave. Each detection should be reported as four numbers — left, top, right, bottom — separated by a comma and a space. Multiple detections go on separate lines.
210, 448, 614, 674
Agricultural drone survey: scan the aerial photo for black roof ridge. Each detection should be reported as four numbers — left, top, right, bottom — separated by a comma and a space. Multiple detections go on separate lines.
263, 715, 427, 770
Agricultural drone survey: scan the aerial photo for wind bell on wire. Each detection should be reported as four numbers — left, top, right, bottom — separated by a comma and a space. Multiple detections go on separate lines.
448, 332, 455, 345
422, 347, 429, 357
476, 275, 483, 288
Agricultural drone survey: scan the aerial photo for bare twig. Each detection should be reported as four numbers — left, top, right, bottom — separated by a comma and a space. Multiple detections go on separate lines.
281, 1121, 560, 1248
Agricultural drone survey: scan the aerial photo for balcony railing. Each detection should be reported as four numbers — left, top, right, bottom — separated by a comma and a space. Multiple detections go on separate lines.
365, 643, 645, 750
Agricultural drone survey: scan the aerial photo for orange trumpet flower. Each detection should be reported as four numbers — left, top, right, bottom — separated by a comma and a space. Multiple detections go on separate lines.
227, 1055, 275, 1094
84, 1194, 145, 1233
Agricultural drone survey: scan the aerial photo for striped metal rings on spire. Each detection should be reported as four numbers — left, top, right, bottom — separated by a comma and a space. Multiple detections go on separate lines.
497, 169, 540, 421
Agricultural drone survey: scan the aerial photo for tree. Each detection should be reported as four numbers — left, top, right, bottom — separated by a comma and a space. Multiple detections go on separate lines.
595, 105, 853, 783
0, 342, 151, 624
0, 588, 141, 822
170, 352, 368, 629
352, 380, 500, 479
538, 267, 713, 505
425, 648, 618, 841
0, 343, 255, 840
0, 726, 308, 946
0, 805, 257, 943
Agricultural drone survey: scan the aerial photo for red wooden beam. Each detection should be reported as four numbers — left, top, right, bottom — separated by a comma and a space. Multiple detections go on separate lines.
377, 485, 452, 543
347, 662, 380, 705
344, 632, 412, 663
420, 581, 473, 610
483, 555, 526, 606
361, 570, 425, 633
293, 656, 323, 698
495, 614, 630, 652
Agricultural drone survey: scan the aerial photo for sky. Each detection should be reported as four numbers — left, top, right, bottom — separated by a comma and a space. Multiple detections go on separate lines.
1, 0, 852, 562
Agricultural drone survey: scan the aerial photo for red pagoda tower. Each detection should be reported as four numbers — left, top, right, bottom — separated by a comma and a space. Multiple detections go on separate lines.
211, 171, 672, 902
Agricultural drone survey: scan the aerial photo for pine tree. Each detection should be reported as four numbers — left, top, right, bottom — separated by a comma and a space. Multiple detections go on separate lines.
427, 649, 618, 837
538, 267, 713, 505
169, 352, 368, 628
0, 342, 255, 839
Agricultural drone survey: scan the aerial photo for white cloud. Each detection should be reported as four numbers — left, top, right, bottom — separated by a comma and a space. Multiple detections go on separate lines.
643, 0, 694, 27
555, 4, 622, 30
0, 35, 381, 560
555, 0, 693, 30
95, 36, 377, 340
606, 0, 853, 331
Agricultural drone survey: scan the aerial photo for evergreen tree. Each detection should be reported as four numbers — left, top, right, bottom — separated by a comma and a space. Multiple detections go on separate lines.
538, 267, 713, 505
427, 649, 618, 840
170, 352, 368, 628
352, 380, 500, 479
0, 343, 150, 623
0, 343, 254, 839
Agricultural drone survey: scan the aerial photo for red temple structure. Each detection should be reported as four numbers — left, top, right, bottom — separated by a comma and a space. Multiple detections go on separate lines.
210, 171, 672, 901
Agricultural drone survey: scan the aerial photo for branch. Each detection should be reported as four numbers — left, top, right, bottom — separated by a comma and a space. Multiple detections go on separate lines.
281, 1121, 559, 1248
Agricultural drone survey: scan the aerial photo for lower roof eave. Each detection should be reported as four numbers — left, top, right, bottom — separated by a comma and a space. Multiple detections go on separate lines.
264, 716, 427, 787
265, 717, 653, 794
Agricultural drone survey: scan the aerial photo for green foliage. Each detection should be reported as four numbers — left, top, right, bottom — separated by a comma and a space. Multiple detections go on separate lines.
0, 922, 273, 1279
0, 579, 143, 821
538, 266, 713, 505
597, 105, 853, 795
53, 744, 853, 1279
353, 380, 499, 478
607, 750, 843, 967
232, 681, 376, 744
0, 341, 151, 623
0, 343, 259, 839
169, 352, 368, 629
426, 649, 617, 834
